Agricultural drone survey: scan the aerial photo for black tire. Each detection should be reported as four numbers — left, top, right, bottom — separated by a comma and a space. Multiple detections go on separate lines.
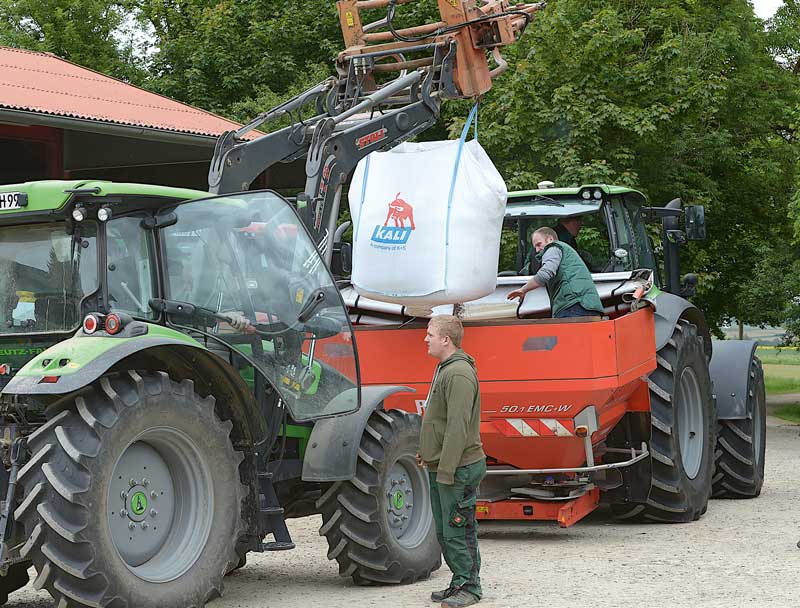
613, 320, 716, 522
0, 562, 30, 605
317, 408, 441, 584
15, 371, 247, 608
712, 356, 766, 498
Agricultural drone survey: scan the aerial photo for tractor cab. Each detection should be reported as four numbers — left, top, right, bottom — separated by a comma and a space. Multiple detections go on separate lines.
0, 181, 208, 385
501, 184, 707, 299
500, 185, 659, 280
0, 182, 359, 421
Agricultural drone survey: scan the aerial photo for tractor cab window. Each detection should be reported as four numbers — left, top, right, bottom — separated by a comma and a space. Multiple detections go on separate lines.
106, 216, 154, 319
501, 207, 614, 275
0, 223, 98, 333
622, 193, 658, 273
161, 191, 359, 422
606, 196, 636, 273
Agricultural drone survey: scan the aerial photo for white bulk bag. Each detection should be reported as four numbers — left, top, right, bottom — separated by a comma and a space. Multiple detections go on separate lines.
348, 106, 507, 311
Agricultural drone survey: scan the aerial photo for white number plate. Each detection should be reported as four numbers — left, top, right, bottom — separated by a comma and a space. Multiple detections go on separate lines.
0, 192, 23, 210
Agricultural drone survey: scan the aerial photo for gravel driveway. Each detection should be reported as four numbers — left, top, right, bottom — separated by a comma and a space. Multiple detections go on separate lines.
8, 412, 799, 608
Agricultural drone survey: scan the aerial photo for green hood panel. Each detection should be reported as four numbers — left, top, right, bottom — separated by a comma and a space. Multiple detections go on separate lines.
0, 180, 80, 213
0, 180, 209, 215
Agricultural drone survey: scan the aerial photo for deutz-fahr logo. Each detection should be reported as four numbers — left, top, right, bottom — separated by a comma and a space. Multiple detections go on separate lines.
356, 127, 388, 150
371, 193, 416, 245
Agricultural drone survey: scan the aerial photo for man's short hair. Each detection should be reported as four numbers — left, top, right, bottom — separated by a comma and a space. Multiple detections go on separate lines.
429, 314, 464, 348
533, 226, 558, 241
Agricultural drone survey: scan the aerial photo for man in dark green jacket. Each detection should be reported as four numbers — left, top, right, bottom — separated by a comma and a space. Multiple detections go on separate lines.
507, 227, 604, 318
419, 315, 486, 607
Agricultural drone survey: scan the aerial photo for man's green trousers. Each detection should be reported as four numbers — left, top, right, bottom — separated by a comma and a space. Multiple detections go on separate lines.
428, 459, 486, 599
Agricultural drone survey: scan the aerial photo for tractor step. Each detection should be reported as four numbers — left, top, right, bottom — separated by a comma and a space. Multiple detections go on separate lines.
254, 459, 294, 552
259, 541, 296, 552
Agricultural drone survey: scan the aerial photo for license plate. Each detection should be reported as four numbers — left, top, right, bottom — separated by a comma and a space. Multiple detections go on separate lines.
0, 192, 26, 210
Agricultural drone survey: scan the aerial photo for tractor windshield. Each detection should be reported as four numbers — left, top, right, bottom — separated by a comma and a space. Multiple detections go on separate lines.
161, 191, 359, 421
0, 223, 98, 334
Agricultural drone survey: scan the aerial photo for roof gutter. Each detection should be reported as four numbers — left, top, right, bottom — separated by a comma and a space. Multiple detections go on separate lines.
0, 108, 222, 147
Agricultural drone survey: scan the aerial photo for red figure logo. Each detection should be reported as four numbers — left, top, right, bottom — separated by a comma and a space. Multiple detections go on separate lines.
383, 193, 416, 229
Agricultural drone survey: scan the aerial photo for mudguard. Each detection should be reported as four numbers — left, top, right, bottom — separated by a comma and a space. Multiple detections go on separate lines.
652, 291, 712, 357
709, 339, 758, 420
1, 324, 204, 395
302, 385, 415, 482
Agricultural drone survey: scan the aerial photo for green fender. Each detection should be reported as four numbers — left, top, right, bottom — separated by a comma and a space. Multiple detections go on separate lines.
2, 321, 268, 452
2, 323, 205, 395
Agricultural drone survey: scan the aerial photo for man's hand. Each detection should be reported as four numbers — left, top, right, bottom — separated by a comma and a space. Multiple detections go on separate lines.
507, 288, 527, 302
508, 280, 541, 302
415, 452, 424, 468
224, 312, 254, 333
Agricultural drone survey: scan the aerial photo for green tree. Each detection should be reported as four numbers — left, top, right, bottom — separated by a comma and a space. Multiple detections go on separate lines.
137, 0, 343, 119
469, 0, 800, 331
0, 0, 146, 82
767, 0, 800, 240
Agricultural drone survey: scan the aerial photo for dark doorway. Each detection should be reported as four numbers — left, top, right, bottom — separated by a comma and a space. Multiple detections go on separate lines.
0, 125, 62, 184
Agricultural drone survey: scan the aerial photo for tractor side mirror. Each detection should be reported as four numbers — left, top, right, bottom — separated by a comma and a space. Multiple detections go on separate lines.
684, 205, 706, 241
331, 221, 352, 277
141, 211, 178, 230
331, 242, 352, 277
680, 273, 698, 298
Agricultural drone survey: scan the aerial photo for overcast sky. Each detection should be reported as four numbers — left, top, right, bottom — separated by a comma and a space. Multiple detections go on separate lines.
752, 0, 784, 19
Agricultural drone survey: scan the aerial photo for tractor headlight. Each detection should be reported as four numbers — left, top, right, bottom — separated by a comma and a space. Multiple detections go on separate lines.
97, 206, 113, 222
72, 205, 86, 222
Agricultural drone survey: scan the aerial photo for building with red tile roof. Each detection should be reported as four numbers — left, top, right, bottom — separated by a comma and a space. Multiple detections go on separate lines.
0, 46, 277, 189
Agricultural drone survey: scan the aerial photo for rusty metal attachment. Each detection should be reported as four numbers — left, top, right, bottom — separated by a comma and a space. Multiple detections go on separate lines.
337, 0, 544, 99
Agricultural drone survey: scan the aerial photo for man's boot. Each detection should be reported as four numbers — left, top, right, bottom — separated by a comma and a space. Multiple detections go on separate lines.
431, 587, 456, 602
441, 589, 480, 607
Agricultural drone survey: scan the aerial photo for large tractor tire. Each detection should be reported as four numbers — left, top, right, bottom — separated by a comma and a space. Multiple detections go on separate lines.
614, 320, 716, 522
317, 408, 441, 584
0, 562, 30, 605
712, 357, 766, 498
15, 370, 247, 608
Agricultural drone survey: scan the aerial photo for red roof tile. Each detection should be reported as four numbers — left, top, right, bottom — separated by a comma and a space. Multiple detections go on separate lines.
0, 46, 257, 139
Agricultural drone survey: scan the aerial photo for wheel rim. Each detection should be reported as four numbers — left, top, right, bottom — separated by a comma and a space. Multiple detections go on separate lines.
108, 427, 213, 582
384, 455, 432, 549
676, 366, 704, 479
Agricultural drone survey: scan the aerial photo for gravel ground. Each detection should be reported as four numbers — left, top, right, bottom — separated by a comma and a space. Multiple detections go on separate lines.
8, 410, 799, 608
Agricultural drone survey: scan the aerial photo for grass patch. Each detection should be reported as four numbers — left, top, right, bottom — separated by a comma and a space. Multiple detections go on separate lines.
763, 363, 800, 379
766, 376, 800, 394
757, 347, 800, 366
775, 403, 800, 424
763, 364, 800, 395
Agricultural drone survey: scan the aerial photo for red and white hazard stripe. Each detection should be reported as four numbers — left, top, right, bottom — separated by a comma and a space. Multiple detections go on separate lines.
496, 418, 575, 437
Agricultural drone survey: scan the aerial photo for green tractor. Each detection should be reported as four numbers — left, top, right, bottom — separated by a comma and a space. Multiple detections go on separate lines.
0, 181, 441, 607
499, 184, 766, 518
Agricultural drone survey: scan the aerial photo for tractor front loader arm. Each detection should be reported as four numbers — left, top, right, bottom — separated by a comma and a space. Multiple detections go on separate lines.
209, 0, 545, 259
208, 79, 337, 195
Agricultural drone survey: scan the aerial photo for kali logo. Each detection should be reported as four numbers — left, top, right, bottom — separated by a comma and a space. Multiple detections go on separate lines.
371, 193, 416, 245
